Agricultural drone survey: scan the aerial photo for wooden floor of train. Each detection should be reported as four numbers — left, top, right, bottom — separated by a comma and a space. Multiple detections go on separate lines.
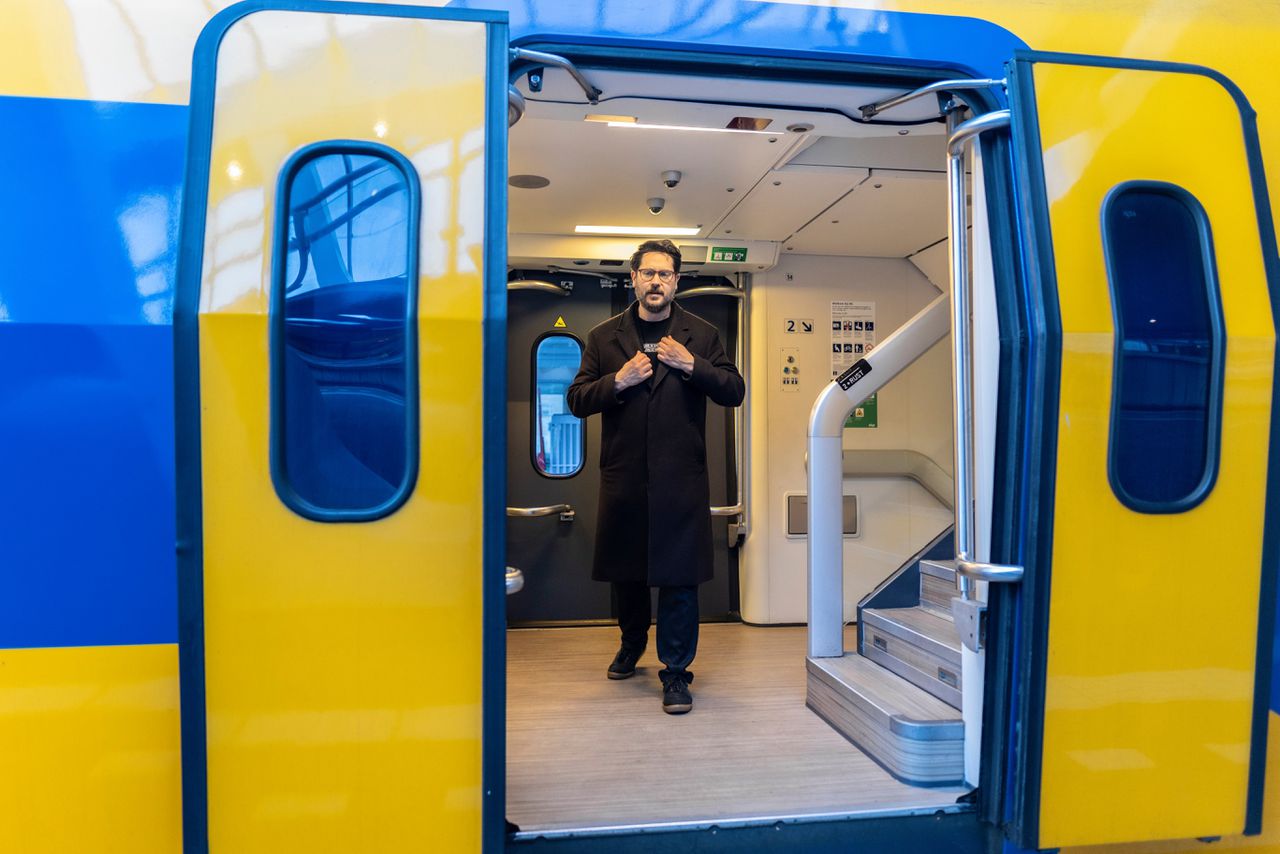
506, 622, 969, 832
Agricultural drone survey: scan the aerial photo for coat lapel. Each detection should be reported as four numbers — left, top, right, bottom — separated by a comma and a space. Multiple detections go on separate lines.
650, 302, 693, 392
614, 302, 643, 366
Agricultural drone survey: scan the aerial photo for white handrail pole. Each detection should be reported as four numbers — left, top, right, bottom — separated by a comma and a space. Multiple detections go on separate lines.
806, 295, 951, 658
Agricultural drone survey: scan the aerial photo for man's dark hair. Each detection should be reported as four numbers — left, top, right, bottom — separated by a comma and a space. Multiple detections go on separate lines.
630, 239, 682, 274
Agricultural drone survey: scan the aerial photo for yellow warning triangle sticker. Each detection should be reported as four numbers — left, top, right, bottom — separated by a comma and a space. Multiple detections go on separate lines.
553, 316, 567, 328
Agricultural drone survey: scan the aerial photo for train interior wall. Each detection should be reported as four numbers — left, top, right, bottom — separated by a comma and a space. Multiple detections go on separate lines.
742, 248, 954, 624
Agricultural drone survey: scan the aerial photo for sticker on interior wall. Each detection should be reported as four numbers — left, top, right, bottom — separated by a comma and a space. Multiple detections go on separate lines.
845, 392, 878, 428
784, 318, 814, 334
836, 358, 872, 391
710, 246, 748, 262
831, 300, 876, 383
553, 316, 567, 328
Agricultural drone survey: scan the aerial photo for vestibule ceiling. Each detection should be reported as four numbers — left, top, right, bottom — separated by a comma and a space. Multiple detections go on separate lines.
508, 65, 953, 264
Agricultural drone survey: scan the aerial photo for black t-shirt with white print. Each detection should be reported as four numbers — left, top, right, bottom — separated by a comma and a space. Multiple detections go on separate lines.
637, 316, 672, 383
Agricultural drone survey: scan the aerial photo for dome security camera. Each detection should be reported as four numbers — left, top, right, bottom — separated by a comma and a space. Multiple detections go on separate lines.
661, 170, 682, 189
647, 197, 666, 215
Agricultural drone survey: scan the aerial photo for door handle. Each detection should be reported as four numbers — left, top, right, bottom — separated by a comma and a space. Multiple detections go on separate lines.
505, 566, 525, 595
506, 504, 575, 522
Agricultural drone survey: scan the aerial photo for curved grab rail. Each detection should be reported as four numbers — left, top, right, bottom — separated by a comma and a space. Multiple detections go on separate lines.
677, 285, 744, 300
806, 295, 951, 658
948, 109, 1012, 156
507, 279, 570, 296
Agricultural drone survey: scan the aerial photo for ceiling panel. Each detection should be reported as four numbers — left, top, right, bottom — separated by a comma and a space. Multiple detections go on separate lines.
784, 172, 948, 258
787, 133, 948, 172
709, 165, 867, 241
507, 115, 788, 237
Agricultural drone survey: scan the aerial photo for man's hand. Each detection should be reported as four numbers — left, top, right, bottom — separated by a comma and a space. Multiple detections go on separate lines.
657, 336, 695, 375
614, 351, 654, 392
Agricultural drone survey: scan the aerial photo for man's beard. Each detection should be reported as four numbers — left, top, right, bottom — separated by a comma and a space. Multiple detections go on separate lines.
642, 288, 672, 310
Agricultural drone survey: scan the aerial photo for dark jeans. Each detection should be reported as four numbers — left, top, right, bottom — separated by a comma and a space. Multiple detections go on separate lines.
613, 582, 699, 685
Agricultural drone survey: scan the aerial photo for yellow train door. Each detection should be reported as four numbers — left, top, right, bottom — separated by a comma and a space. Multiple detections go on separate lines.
1004, 52, 1279, 848
174, 4, 508, 852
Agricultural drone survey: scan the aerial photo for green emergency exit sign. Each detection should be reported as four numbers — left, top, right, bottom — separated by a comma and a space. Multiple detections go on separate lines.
710, 247, 748, 262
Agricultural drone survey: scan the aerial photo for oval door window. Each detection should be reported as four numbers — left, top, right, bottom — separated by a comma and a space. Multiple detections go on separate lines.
272, 144, 420, 520
1103, 181, 1224, 513
533, 334, 584, 477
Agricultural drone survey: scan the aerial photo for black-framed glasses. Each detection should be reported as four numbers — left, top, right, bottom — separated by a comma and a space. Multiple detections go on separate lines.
636, 268, 677, 282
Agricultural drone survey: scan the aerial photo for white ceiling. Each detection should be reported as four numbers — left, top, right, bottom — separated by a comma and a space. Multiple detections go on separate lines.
507, 110, 794, 236
508, 63, 953, 266
784, 170, 949, 257
709, 165, 868, 242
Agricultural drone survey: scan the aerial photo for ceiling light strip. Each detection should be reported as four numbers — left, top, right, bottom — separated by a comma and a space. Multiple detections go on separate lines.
575, 225, 701, 236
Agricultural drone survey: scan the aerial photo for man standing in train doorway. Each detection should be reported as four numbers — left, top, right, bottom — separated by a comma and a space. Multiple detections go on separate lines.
567, 240, 745, 714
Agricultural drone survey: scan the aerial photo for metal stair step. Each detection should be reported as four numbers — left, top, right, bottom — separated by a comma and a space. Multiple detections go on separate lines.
861, 606, 962, 708
919, 559, 958, 617
806, 653, 964, 786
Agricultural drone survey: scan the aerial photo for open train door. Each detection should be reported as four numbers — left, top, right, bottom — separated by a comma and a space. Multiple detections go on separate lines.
1002, 51, 1280, 848
174, 3, 508, 852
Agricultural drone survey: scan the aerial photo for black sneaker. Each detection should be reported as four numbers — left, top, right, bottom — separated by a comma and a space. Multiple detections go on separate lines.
607, 646, 644, 680
662, 678, 693, 714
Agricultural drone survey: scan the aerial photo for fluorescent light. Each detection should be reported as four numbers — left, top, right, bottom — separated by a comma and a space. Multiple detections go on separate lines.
575, 225, 701, 236
606, 121, 775, 135
584, 114, 636, 124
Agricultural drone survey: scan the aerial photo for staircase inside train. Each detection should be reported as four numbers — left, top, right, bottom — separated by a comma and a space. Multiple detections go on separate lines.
502, 46, 1005, 844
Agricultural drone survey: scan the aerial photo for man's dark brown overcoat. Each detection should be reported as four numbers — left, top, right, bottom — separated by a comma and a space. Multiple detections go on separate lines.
566, 300, 745, 587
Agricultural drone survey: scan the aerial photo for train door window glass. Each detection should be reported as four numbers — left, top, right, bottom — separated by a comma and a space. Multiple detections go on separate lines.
271, 144, 420, 520
1103, 181, 1223, 513
533, 334, 584, 477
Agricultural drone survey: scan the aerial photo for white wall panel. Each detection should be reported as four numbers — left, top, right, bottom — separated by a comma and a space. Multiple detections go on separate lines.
740, 254, 953, 624
908, 238, 950, 292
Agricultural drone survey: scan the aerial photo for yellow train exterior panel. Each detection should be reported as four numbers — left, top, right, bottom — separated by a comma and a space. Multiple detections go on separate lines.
1066, 711, 1280, 854
0, 644, 181, 854
196, 11, 490, 852
1030, 62, 1275, 847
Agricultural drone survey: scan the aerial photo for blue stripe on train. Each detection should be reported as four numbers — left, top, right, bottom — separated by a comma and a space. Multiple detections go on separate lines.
0, 96, 185, 648
455, 0, 1022, 81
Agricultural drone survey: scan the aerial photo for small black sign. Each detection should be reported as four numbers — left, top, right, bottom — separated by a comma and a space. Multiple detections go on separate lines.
836, 358, 872, 391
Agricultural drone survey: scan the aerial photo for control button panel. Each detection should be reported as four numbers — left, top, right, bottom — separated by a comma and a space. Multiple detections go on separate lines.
781, 347, 800, 392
